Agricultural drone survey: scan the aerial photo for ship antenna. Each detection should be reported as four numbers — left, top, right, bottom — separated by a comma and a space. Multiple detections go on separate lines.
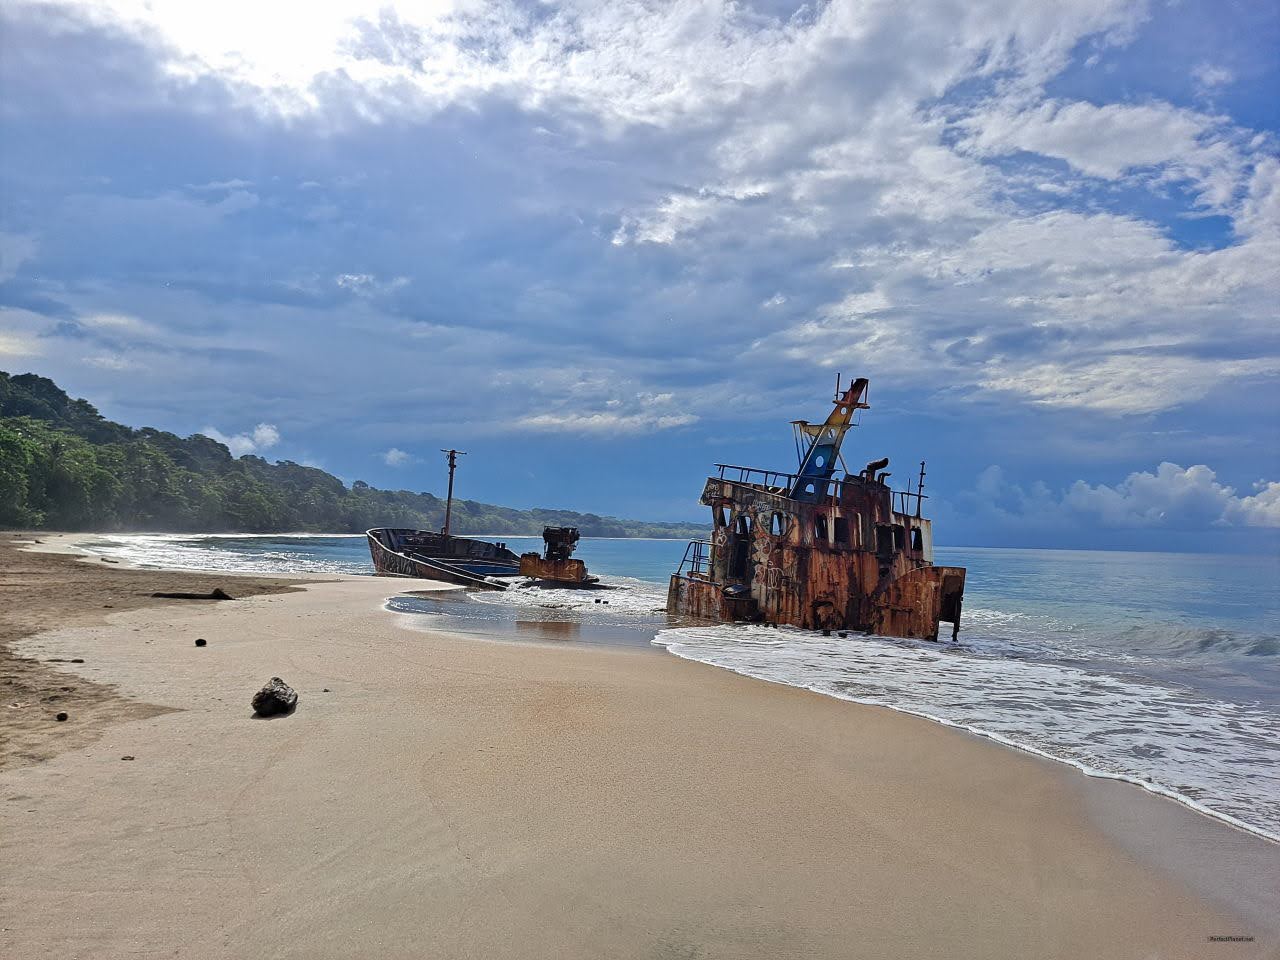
916, 460, 926, 518
441, 448, 467, 536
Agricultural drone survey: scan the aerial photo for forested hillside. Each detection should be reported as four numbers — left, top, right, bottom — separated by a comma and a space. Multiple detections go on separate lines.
0, 372, 707, 538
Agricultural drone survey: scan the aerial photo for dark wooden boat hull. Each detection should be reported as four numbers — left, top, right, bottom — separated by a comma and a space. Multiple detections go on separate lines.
366, 528, 520, 590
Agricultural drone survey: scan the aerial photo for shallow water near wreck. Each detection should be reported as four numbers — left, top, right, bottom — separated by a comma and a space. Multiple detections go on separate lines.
74, 534, 1280, 840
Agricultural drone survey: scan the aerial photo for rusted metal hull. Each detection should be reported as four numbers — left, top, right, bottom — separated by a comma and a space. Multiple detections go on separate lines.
668, 476, 965, 640
518, 554, 597, 584
667, 378, 965, 641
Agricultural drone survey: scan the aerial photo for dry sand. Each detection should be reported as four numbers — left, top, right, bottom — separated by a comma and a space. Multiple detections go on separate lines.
1, 533, 1276, 959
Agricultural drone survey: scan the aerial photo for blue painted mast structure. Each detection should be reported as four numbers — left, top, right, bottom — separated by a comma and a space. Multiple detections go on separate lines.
787, 376, 869, 503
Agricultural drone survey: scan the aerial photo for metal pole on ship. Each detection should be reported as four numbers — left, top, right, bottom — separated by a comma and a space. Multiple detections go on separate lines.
441, 448, 466, 537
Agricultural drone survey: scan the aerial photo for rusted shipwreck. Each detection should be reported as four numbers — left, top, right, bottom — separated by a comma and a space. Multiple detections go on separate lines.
519, 526, 599, 586
668, 378, 965, 641
367, 449, 597, 589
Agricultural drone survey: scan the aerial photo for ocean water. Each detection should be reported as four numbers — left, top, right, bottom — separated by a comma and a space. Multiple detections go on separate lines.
73, 533, 1280, 841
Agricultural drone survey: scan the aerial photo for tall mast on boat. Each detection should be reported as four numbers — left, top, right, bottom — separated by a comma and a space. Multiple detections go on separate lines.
440, 448, 466, 536
787, 375, 869, 503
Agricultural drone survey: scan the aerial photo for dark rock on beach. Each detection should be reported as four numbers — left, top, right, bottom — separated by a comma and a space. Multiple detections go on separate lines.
194, 638, 207, 647
252, 677, 298, 717
55, 712, 68, 722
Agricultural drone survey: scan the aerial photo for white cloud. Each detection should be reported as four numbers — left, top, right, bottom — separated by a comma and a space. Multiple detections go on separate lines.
336, 273, 409, 295
518, 390, 698, 434
965, 462, 1280, 530
1224, 481, 1280, 527
1192, 62, 1234, 91
959, 99, 1211, 181
201, 422, 281, 457
0, 332, 43, 358
382, 447, 412, 466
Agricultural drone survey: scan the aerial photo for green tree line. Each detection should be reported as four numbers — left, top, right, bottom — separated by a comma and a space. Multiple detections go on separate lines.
0, 372, 708, 538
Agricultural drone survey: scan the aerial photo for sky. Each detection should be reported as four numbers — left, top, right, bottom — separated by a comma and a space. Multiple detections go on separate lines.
1, 0, 1277, 552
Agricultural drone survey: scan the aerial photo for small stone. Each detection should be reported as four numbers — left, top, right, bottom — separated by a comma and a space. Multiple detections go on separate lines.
121, 755, 135, 761
195, 638, 207, 647
838, 631, 848, 639
322, 688, 330, 693
251, 677, 298, 717
55, 712, 68, 722
594, 599, 601, 604
71, 658, 84, 664
822, 629, 831, 637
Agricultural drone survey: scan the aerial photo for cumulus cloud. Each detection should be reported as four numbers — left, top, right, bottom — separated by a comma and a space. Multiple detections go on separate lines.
201, 422, 281, 457
382, 447, 412, 466
963, 462, 1280, 530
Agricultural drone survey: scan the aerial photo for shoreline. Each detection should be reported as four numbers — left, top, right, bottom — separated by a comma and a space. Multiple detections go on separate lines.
21, 532, 1280, 841
2, 532, 1277, 957
20, 533, 1280, 836
656, 638, 1280, 847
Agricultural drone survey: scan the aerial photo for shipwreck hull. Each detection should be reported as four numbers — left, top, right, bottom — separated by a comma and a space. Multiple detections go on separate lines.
668, 469, 965, 641
366, 528, 519, 590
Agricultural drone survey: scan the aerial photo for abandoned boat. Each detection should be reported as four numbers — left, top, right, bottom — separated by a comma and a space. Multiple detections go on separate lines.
519, 526, 599, 586
366, 527, 521, 589
667, 377, 966, 641
367, 450, 599, 590
366, 447, 522, 589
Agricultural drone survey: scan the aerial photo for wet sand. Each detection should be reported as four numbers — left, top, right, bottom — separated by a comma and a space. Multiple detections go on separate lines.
0, 533, 302, 770
1, 533, 1276, 959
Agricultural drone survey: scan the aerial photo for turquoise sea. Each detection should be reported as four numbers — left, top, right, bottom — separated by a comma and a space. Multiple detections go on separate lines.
74, 533, 1280, 842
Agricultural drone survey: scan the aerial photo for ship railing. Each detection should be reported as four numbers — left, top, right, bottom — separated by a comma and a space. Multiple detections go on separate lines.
714, 463, 814, 495
714, 463, 854, 500
891, 489, 929, 516
675, 539, 714, 578
714, 463, 928, 515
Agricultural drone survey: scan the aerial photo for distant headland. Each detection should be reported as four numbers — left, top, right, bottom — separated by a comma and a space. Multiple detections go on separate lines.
0, 371, 709, 539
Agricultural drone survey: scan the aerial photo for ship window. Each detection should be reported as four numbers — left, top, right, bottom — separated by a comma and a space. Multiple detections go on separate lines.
802, 482, 816, 495
815, 515, 828, 543
714, 505, 727, 528
770, 512, 789, 537
834, 516, 851, 547
814, 454, 825, 468
911, 527, 923, 552
735, 514, 753, 536
892, 525, 906, 552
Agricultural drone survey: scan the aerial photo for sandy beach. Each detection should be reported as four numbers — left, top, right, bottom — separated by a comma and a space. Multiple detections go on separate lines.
1, 533, 1276, 959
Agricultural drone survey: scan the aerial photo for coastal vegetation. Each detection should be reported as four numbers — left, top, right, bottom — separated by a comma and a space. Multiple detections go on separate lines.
0, 372, 707, 538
